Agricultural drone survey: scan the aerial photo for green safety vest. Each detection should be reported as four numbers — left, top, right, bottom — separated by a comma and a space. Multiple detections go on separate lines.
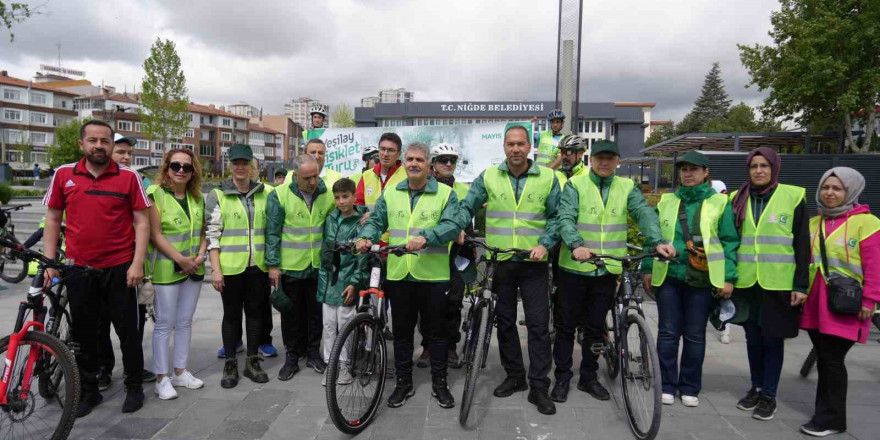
450, 181, 469, 200
808, 213, 880, 289
29, 215, 66, 276
732, 184, 805, 290
385, 183, 452, 281
651, 192, 728, 288
362, 166, 407, 242
215, 185, 273, 275
536, 131, 559, 167
483, 165, 554, 261
558, 175, 632, 274
275, 186, 334, 271
350, 171, 363, 186
555, 163, 587, 189
145, 185, 204, 284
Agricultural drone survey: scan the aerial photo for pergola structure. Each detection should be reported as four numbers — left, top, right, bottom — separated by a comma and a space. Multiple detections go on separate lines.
640, 131, 841, 156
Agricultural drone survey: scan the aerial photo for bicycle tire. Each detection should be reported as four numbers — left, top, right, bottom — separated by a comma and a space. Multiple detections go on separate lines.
620, 313, 662, 440
0, 252, 27, 283
799, 347, 818, 378
39, 305, 72, 399
326, 313, 387, 435
0, 331, 80, 440
603, 312, 619, 379
460, 301, 489, 426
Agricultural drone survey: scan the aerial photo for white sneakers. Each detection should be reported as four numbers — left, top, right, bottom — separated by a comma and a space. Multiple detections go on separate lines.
155, 377, 178, 400
662, 393, 674, 405
720, 327, 731, 344
322, 367, 354, 386
681, 395, 699, 407
171, 370, 204, 390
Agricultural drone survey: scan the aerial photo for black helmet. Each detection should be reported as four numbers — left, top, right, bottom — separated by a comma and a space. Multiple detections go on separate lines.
547, 109, 566, 121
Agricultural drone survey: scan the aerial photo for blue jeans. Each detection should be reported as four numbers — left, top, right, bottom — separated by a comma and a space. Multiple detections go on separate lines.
655, 278, 714, 396
743, 315, 784, 398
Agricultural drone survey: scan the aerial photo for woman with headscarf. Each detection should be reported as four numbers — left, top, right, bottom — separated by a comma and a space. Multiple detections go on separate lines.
798, 167, 880, 437
729, 147, 811, 421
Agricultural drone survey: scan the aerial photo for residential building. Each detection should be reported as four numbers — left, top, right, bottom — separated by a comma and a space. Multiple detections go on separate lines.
188, 103, 249, 173
360, 96, 380, 108
228, 102, 261, 118
283, 97, 328, 129
378, 88, 414, 104
0, 70, 77, 169
256, 114, 302, 163
247, 123, 281, 164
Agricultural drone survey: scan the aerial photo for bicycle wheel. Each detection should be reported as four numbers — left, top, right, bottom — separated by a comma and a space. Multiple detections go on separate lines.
460, 301, 489, 426
0, 331, 80, 440
326, 313, 387, 435
620, 313, 661, 440
0, 251, 27, 283
603, 312, 619, 379
799, 348, 817, 378
39, 306, 72, 399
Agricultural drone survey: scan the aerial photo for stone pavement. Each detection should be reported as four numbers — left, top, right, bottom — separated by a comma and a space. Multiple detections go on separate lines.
2, 279, 880, 440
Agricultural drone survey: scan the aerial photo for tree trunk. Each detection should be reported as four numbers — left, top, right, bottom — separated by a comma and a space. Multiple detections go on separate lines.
845, 109, 876, 154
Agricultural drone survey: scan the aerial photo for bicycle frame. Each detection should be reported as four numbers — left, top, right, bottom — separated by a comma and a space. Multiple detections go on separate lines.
0, 274, 50, 407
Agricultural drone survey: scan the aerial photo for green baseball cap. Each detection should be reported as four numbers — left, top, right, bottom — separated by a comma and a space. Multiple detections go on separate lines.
228, 144, 253, 161
677, 150, 709, 168
274, 167, 288, 177
590, 140, 619, 156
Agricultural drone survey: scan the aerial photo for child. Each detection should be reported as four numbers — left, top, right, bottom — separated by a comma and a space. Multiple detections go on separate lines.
317, 178, 369, 386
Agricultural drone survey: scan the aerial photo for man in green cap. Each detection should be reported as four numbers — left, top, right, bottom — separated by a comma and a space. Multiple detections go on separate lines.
551, 140, 676, 403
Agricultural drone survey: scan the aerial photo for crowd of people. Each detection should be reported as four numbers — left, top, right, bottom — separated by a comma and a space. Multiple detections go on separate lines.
30, 106, 878, 438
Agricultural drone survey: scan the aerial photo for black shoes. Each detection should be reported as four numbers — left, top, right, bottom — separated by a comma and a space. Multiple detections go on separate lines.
306, 354, 326, 374
528, 389, 557, 415
387, 376, 415, 408
76, 393, 104, 418
550, 379, 570, 403
736, 387, 761, 411
416, 349, 430, 368
141, 369, 157, 383
221, 359, 239, 389
244, 355, 269, 384
122, 386, 144, 413
278, 353, 301, 381
800, 421, 842, 437
493, 376, 528, 398
383, 327, 394, 340
97, 367, 111, 391
431, 377, 455, 408
752, 393, 777, 421
578, 378, 610, 401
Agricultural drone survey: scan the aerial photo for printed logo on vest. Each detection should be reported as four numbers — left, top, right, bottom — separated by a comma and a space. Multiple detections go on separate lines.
848, 237, 858, 249
767, 215, 778, 223
589, 206, 598, 215
779, 214, 789, 226
366, 187, 373, 196
611, 207, 619, 216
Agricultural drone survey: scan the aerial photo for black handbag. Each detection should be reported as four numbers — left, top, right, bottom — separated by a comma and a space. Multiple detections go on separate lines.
819, 225, 863, 315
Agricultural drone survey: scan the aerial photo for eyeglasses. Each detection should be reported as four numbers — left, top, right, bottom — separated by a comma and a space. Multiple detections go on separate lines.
169, 162, 195, 173
560, 149, 578, 156
434, 156, 457, 165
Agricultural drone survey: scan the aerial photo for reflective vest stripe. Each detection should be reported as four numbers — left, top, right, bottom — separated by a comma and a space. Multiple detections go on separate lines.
808, 213, 880, 289
221, 244, 267, 253
216, 186, 272, 275
485, 227, 545, 236
145, 185, 204, 283
276, 186, 334, 271
483, 165, 554, 261
737, 253, 795, 264
385, 183, 452, 281
361, 166, 407, 242
576, 223, 628, 232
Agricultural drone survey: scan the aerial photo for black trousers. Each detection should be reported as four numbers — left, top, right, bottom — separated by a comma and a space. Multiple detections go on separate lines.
261, 282, 274, 345
222, 266, 268, 358
279, 276, 321, 358
67, 262, 143, 401
553, 272, 617, 383
386, 280, 450, 378
808, 330, 855, 431
495, 261, 551, 392
420, 268, 464, 350
98, 304, 147, 372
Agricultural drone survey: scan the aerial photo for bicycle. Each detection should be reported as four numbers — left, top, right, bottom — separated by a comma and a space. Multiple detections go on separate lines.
0, 234, 102, 440
0, 203, 32, 283
459, 237, 532, 426
325, 243, 415, 435
584, 244, 666, 440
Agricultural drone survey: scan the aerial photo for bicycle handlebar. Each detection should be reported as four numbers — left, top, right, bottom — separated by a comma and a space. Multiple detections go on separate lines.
332, 242, 417, 257
1, 203, 31, 213
579, 246, 672, 266
0, 235, 102, 276
464, 237, 534, 260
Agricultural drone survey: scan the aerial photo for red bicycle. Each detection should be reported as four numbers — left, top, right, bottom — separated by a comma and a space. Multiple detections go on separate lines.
0, 234, 100, 440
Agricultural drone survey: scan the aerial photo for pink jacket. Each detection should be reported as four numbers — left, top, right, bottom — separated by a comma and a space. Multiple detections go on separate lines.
801, 205, 880, 343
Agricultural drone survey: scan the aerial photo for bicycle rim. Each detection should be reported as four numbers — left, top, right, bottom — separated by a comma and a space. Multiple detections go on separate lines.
620, 313, 661, 440
0, 254, 26, 283
326, 313, 386, 435
460, 303, 489, 426
0, 332, 80, 440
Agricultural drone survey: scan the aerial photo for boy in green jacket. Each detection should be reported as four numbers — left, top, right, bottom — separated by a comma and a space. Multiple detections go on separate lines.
317, 178, 368, 386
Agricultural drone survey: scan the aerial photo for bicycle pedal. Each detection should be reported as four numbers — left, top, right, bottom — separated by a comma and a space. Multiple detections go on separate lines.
518, 320, 526, 326
589, 343, 606, 355
67, 341, 81, 355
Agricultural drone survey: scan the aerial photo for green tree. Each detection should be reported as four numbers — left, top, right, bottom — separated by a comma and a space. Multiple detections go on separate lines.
675, 111, 704, 135
739, 0, 880, 153
139, 38, 189, 149
692, 62, 732, 127
49, 117, 85, 167
1, 1, 39, 42
646, 124, 676, 146
330, 103, 355, 128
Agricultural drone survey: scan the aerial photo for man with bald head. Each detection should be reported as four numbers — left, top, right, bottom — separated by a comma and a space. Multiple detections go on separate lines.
266, 154, 336, 380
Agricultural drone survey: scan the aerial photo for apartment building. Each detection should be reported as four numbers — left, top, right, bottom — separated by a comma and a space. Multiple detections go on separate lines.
253, 114, 302, 163
283, 97, 328, 129
247, 123, 282, 163
228, 103, 261, 118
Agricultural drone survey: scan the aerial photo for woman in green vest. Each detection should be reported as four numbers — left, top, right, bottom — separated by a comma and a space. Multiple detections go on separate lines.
147, 148, 207, 401
798, 167, 880, 437
641, 151, 739, 408
729, 147, 810, 421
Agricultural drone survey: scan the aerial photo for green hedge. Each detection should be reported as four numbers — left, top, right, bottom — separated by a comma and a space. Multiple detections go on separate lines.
12, 189, 45, 198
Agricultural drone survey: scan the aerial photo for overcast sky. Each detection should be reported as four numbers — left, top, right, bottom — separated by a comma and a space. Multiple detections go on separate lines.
0, 0, 780, 123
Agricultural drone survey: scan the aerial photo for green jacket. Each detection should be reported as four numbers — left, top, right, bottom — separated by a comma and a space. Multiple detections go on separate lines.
265, 179, 329, 279
640, 183, 740, 283
317, 205, 369, 306
557, 170, 663, 277
461, 159, 562, 260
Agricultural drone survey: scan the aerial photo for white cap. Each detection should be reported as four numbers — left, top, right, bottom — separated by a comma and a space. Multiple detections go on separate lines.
711, 180, 727, 194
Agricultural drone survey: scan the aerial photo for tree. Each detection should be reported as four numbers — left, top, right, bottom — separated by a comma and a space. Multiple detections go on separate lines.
49, 118, 85, 167
139, 38, 189, 149
739, 0, 880, 153
645, 124, 676, 147
330, 103, 355, 128
691, 62, 732, 128
702, 102, 784, 133
0, 1, 40, 42
675, 111, 704, 135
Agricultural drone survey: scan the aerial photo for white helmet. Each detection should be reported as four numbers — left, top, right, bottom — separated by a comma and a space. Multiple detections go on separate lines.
711, 180, 728, 194
430, 143, 459, 159
309, 106, 326, 117
362, 145, 379, 157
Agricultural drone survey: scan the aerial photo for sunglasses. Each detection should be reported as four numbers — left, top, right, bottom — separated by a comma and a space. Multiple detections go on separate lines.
434, 157, 457, 165
169, 162, 195, 173
560, 149, 579, 156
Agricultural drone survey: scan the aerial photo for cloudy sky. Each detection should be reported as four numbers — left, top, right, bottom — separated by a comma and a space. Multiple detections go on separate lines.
0, 0, 780, 122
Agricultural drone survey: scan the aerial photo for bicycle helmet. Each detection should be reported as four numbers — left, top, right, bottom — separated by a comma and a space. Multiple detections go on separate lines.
559, 134, 586, 151
547, 109, 566, 121
430, 143, 459, 159
362, 145, 379, 158
309, 106, 327, 117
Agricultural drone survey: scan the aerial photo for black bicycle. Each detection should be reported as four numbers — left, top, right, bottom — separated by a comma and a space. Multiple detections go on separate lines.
459, 237, 532, 426
325, 244, 415, 435
0, 204, 32, 283
584, 244, 665, 440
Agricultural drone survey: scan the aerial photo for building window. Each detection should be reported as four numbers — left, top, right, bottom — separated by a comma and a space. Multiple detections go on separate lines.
221, 132, 232, 141
31, 93, 47, 105
598, 121, 604, 133
30, 132, 48, 144
4, 109, 22, 121
6, 151, 21, 162
117, 121, 133, 131
150, 158, 162, 166
61, 100, 67, 108
32, 152, 47, 163
234, 134, 246, 143
222, 118, 231, 127
592, 121, 597, 133
154, 141, 163, 151
136, 140, 149, 150
189, 113, 194, 121
183, 144, 194, 151
134, 122, 142, 132
185, 128, 195, 138
30, 112, 47, 124
134, 156, 149, 166
3, 89, 21, 101
200, 144, 215, 156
